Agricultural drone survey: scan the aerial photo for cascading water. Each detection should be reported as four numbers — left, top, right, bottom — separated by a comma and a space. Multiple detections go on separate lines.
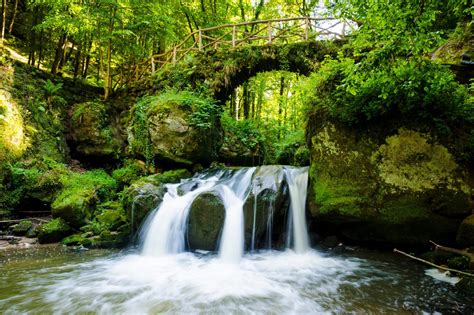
3, 166, 466, 313
284, 167, 310, 253
139, 165, 309, 260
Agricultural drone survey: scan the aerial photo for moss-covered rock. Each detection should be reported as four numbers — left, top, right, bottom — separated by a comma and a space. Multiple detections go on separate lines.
70, 101, 123, 158
122, 169, 191, 231
457, 215, 474, 247
12, 220, 33, 236
37, 218, 72, 244
128, 92, 222, 165
51, 170, 117, 228
62, 234, 93, 247
307, 121, 472, 246
187, 192, 225, 251
112, 160, 145, 189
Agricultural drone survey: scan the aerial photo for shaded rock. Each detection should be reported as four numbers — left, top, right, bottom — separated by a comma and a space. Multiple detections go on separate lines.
457, 215, 474, 247
308, 122, 472, 246
37, 218, 72, 244
12, 220, 33, 236
243, 166, 289, 250
187, 192, 225, 251
321, 235, 340, 248
219, 129, 263, 166
70, 101, 123, 159
122, 169, 191, 231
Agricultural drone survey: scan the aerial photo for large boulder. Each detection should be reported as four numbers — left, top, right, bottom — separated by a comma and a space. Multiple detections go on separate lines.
308, 122, 472, 246
51, 170, 117, 228
38, 218, 72, 244
122, 169, 191, 231
457, 214, 474, 247
70, 101, 123, 159
187, 192, 225, 251
128, 92, 222, 165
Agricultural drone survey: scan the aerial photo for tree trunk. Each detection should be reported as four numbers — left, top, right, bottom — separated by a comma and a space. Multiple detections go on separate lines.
104, 4, 116, 100
51, 34, 66, 75
8, 0, 18, 34
1, 0, 6, 46
243, 81, 250, 119
278, 76, 285, 137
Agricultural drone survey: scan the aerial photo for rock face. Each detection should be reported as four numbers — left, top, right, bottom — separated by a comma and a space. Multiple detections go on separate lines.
243, 166, 289, 249
128, 93, 222, 165
70, 102, 123, 159
307, 120, 473, 246
457, 215, 474, 247
187, 193, 225, 251
122, 169, 191, 232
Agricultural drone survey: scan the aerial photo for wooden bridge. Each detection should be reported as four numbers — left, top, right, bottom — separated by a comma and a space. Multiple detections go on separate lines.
133, 17, 353, 81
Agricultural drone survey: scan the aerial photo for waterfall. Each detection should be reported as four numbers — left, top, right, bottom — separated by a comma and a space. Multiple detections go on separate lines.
217, 168, 255, 263
284, 167, 310, 253
139, 166, 309, 260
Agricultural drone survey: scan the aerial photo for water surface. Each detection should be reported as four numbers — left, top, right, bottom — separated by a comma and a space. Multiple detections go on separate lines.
1, 246, 472, 314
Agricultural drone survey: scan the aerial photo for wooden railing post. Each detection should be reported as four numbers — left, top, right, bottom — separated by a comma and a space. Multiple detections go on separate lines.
268, 22, 272, 44
151, 55, 155, 74
304, 17, 309, 41
232, 25, 236, 47
173, 46, 177, 63
198, 30, 203, 51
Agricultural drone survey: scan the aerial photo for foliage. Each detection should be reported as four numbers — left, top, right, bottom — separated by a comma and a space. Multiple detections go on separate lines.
129, 91, 220, 167
221, 111, 266, 151
42, 79, 63, 96
303, 56, 472, 132
112, 161, 145, 189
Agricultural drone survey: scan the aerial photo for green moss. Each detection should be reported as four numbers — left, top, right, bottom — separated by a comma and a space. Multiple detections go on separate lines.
112, 161, 145, 189
378, 197, 429, 224
37, 218, 72, 244
372, 129, 459, 192
71, 101, 122, 158
314, 179, 365, 217
62, 234, 93, 247
12, 220, 33, 236
51, 170, 117, 228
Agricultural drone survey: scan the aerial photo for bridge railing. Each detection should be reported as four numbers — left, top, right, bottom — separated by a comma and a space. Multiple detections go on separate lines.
130, 17, 355, 84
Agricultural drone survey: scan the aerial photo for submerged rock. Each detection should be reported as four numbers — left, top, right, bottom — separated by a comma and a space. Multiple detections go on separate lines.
187, 192, 225, 251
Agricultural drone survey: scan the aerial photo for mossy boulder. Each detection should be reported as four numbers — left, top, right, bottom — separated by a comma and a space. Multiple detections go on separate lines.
12, 220, 33, 236
37, 218, 72, 244
457, 215, 474, 247
122, 169, 191, 231
51, 170, 117, 228
128, 92, 222, 165
308, 121, 472, 246
187, 192, 225, 251
70, 101, 123, 158
6, 159, 68, 213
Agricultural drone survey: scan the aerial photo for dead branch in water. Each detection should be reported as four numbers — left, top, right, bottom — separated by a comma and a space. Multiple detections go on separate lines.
393, 248, 474, 277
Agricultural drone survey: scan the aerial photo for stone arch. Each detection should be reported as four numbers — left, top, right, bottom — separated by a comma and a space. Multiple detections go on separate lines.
151, 40, 343, 104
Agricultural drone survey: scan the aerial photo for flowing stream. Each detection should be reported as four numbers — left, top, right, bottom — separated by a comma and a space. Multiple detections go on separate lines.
0, 166, 472, 313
